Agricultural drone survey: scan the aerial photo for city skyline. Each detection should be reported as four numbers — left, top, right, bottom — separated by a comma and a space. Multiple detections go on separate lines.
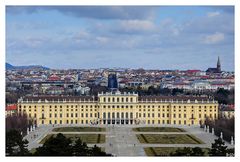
6, 6, 234, 71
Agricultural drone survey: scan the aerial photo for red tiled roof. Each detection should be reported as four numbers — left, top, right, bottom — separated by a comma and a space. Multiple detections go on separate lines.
6, 104, 17, 111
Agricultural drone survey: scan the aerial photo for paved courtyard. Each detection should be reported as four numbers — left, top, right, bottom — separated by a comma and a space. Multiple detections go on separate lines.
24, 124, 234, 156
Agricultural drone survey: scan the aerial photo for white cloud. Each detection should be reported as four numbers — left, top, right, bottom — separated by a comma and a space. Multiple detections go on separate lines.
207, 11, 220, 17
203, 32, 225, 44
119, 20, 156, 32
96, 36, 109, 44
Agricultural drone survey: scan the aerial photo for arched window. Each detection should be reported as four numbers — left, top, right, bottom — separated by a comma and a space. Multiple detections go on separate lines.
125, 112, 128, 118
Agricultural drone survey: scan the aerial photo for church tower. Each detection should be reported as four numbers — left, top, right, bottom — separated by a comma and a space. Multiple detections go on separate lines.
217, 56, 221, 72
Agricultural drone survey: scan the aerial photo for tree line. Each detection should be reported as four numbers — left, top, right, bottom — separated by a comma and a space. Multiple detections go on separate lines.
6, 129, 111, 156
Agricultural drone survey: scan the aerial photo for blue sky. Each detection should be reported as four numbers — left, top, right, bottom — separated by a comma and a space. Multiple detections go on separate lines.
6, 6, 234, 71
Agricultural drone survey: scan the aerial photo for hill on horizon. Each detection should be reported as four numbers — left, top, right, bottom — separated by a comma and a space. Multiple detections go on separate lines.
6, 63, 50, 70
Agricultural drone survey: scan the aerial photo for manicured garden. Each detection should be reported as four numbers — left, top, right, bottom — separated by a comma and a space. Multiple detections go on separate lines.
133, 127, 185, 132
144, 147, 209, 156
136, 134, 204, 144
40, 134, 105, 144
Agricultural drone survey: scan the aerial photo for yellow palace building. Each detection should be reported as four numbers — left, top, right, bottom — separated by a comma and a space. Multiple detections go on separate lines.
17, 92, 218, 126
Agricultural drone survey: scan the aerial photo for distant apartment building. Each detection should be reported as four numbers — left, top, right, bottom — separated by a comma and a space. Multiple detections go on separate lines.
18, 92, 218, 126
161, 80, 234, 91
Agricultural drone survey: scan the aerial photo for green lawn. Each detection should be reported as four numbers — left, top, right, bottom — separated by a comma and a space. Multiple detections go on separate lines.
133, 127, 185, 132
136, 134, 204, 144
39, 134, 105, 144
144, 147, 210, 156
52, 127, 106, 132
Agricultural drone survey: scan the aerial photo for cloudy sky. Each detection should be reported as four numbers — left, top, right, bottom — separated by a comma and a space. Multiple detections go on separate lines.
6, 6, 234, 71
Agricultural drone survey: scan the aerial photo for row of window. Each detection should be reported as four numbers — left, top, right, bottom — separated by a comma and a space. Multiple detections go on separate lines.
20, 104, 217, 109
41, 113, 98, 118
20, 105, 99, 109
42, 119, 91, 125
41, 119, 197, 125
102, 97, 134, 103
137, 113, 217, 118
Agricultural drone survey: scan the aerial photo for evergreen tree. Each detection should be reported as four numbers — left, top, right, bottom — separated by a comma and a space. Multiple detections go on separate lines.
72, 138, 89, 156
34, 133, 73, 156
209, 138, 228, 156
6, 129, 30, 156
190, 147, 205, 156
34, 133, 111, 156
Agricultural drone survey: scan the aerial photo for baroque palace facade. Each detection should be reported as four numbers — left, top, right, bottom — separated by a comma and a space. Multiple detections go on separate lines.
17, 92, 218, 126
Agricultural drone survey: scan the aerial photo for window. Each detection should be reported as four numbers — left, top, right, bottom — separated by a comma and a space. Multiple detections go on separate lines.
75, 113, 78, 117
112, 113, 115, 118
60, 114, 62, 118
81, 113, 84, 117
152, 113, 154, 117
179, 114, 181, 118
86, 113, 88, 117
67, 113, 69, 117
130, 98, 133, 102
103, 97, 106, 102
126, 98, 128, 102
55, 114, 57, 118
49, 113, 52, 118
130, 112, 133, 118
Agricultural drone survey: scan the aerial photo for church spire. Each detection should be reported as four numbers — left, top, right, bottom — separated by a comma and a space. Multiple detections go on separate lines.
217, 56, 221, 72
